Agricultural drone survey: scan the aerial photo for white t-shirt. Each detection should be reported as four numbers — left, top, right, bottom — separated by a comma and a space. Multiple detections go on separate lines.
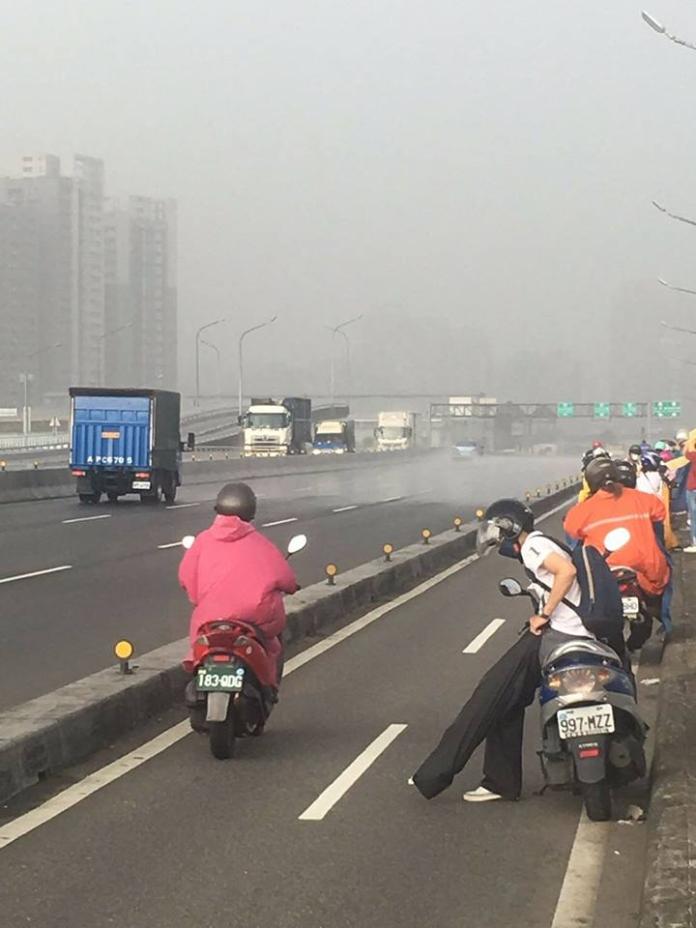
520, 532, 593, 639
636, 471, 663, 497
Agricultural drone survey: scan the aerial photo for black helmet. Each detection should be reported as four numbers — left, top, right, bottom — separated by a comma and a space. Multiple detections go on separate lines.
628, 444, 642, 459
476, 498, 535, 555
585, 457, 620, 494
214, 482, 257, 521
614, 458, 637, 489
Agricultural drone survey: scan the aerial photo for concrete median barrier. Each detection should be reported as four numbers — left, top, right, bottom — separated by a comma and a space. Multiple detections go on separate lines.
0, 483, 578, 803
0, 449, 436, 504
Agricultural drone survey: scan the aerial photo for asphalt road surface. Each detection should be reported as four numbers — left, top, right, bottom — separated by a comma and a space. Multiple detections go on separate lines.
0, 510, 647, 928
0, 453, 577, 709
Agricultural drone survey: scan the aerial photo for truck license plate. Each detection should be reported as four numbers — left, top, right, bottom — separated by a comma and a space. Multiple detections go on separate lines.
622, 596, 639, 616
132, 481, 151, 490
557, 704, 614, 740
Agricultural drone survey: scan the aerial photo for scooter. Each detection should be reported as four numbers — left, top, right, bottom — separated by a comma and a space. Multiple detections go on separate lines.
498, 529, 647, 821
182, 533, 307, 760
610, 565, 655, 650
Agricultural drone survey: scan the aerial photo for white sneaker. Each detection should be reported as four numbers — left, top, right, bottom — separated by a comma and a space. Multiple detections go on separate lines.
463, 785, 503, 803
683, 546, 696, 553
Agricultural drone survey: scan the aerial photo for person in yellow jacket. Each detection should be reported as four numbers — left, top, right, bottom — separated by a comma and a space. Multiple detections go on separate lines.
578, 447, 610, 502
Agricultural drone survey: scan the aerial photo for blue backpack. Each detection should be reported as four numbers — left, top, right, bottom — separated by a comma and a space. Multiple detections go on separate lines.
527, 534, 624, 642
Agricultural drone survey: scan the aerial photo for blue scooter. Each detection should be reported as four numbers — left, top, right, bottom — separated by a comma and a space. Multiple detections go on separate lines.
498, 530, 647, 821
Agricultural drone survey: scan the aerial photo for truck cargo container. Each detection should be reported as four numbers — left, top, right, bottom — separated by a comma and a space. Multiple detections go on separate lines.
69, 388, 182, 504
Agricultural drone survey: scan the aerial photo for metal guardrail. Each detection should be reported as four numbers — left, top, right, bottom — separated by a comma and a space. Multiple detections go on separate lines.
0, 433, 69, 452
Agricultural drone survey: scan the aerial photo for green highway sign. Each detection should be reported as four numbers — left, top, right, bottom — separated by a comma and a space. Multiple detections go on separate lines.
652, 400, 681, 418
593, 403, 611, 419
622, 402, 639, 418
557, 402, 575, 418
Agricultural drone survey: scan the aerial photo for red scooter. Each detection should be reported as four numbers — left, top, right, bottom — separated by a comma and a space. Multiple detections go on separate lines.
183, 533, 307, 759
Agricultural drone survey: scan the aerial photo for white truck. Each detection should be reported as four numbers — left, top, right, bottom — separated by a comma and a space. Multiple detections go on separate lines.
375, 411, 416, 451
240, 397, 312, 457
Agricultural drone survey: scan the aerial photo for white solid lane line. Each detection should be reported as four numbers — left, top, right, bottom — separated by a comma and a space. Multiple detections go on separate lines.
0, 493, 575, 849
462, 619, 506, 654
62, 515, 112, 525
549, 813, 610, 928
0, 565, 72, 586
333, 505, 358, 513
157, 542, 183, 550
0, 721, 191, 849
262, 517, 298, 528
165, 503, 200, 511
380, 496, 403, 504
298, 724, 408, 822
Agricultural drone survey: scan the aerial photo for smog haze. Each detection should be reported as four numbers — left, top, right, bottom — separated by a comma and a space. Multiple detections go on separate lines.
3, 0, 696, 405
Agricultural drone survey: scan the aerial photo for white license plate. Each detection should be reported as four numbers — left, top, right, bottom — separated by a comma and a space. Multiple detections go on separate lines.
622, 596, 639, 616
132, 481, 151, 489
557, 704, 615, 740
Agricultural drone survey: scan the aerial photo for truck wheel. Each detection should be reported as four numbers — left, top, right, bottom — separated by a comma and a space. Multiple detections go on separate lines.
163, 474, 177, 505
140, 484, 162, 505
582, 781, 612, 821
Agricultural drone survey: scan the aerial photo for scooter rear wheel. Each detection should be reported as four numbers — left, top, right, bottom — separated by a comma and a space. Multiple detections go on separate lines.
209, 720, 236, 759
582, 780, 612, 821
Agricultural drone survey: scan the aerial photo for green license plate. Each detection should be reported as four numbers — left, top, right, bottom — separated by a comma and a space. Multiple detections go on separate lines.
196, 663, 245, 692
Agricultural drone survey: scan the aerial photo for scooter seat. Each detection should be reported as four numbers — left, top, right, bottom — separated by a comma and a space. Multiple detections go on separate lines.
543, 638, 623, 670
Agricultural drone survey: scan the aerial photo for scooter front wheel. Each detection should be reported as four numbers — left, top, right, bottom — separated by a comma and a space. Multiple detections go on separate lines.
209, 719, 236, 759
582, 780, 612, 821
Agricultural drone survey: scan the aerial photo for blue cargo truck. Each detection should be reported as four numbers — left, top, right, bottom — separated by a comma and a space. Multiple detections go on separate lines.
69, 388, 182, 504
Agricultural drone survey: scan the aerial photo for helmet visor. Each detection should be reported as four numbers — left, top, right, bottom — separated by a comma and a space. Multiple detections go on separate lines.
476, 520, 503, 556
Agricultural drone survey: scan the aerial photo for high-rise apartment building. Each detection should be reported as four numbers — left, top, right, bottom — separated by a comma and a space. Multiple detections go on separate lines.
104, 196, 177, 389
0, 154, 177, 407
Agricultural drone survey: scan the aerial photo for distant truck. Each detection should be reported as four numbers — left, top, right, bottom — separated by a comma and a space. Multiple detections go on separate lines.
313, 419, 356, 455
241, 397, 312, 456
375, 411, 416, 451
69, 387, 182, 504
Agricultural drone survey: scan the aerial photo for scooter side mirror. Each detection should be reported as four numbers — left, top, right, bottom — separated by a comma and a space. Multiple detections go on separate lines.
181, 535, 196, 550
287, 534, 307, 557
604, 527, 631, 554
499, 577, 524, 597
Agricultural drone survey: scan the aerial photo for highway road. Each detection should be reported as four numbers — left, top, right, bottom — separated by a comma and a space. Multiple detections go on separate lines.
0, 454, 577, 709
0, 509, 647, 928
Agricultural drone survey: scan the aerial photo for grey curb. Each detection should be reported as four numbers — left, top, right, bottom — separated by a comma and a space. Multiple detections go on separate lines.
0, 483, 578, 803
638, 549, 696, 928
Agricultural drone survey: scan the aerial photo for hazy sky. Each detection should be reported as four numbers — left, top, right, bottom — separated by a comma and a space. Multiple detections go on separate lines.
3, 0, 696, 401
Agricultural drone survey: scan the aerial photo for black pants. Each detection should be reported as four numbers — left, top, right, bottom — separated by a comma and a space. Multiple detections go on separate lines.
413, 633, 541, 800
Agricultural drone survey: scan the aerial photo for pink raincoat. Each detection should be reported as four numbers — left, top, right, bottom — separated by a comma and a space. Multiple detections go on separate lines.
179, 515, 298, 677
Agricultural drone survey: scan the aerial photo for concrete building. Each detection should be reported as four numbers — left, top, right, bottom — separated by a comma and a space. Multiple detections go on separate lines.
0, 154, 107, 406
104, 196, 177, 389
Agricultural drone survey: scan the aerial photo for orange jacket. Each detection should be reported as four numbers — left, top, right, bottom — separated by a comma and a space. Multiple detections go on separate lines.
564, 487, 669, 596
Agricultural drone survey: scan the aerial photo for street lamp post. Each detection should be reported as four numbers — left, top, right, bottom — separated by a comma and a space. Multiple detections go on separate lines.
200, 337, 222, 397
99, 320, 136, 385
195, 318, 227, 406
658, 278, 696, 298
20, 341, 63, 436
327, 315, 363, 414
238, 316, 278, 416
641, 11, 696, 51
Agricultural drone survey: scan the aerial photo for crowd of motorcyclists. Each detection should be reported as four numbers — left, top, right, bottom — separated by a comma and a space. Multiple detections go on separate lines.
177, 429, 695, 812
412, 429, 695, 807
